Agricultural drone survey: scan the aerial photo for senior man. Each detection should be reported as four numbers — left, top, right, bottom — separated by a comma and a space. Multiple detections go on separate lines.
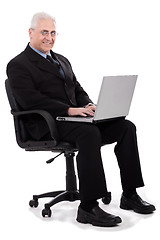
7, 12, 155, 227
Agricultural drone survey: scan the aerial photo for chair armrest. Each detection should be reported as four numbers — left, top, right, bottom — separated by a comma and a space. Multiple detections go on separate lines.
11, 109, 60, 143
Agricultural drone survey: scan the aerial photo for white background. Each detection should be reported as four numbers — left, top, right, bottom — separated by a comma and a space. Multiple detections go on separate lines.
0, 0, 159, 239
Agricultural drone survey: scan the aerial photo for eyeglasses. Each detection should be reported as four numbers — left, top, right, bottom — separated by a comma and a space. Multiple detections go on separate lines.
31, 28, 58, 37
41, 30, 58, 37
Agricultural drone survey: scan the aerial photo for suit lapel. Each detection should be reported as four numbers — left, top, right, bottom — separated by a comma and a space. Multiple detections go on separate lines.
50, 51, 67, 79
24, 44, 62, 79
55, 56, 67, 78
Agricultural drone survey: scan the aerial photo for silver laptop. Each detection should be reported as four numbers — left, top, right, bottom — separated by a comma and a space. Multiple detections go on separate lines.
56, 75, 137, 123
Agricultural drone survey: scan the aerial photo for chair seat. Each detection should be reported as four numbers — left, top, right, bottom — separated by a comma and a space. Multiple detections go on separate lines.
52, 141, 78, 152
24, 140, 77, 152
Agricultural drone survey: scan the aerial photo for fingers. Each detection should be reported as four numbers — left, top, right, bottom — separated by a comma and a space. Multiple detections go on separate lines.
68, 107, 95, 116
81, 107, 94, 116
84, 105, 96, 116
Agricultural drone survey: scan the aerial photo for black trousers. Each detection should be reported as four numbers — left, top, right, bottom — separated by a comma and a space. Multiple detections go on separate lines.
57, 118, 144, 201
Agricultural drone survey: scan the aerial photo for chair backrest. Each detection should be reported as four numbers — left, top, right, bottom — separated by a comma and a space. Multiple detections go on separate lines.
5, 79, 59, 150
5, 78, 22, 112
5, 79, 31, 143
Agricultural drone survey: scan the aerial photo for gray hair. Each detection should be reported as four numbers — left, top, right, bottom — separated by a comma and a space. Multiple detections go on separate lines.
30, 12, 56, 29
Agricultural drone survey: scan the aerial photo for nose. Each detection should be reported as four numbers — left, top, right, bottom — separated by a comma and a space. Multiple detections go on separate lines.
45, 34, 52, 41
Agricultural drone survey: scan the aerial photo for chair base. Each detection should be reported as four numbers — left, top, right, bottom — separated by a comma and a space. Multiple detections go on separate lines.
28, 151, 111, 218
29, 189, 80, 217
29, 151, 80, 217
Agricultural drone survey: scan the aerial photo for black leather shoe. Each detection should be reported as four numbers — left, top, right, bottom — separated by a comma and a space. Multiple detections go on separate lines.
76, 205, 122, 227
120, 193, 156, 214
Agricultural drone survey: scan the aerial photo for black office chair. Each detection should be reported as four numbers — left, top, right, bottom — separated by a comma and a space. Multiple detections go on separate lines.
5, 78, 111, 218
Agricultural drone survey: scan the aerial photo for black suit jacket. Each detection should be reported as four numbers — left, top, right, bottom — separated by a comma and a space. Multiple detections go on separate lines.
7, 44, 92, 139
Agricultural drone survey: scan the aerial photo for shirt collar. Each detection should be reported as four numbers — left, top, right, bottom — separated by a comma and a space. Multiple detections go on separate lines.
29, 44, 51, 59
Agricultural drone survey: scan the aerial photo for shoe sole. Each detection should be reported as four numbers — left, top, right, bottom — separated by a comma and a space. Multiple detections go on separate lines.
76, 215, 122, 227
120, 202, 155, 214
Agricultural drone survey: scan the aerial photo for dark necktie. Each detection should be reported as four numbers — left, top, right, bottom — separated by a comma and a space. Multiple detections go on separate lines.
46, 55, 54, 63
46, 55, 65, 79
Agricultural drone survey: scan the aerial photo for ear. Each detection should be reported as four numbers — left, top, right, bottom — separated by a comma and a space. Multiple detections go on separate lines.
29, 28, 33, 39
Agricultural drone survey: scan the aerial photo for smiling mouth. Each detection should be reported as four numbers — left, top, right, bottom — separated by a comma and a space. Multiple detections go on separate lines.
43, 42, 51, 45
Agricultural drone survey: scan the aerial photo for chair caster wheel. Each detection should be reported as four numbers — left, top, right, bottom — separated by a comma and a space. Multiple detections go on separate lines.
42, 208, 52, 218
102, 192, 111, 204
29, 199, 39, 208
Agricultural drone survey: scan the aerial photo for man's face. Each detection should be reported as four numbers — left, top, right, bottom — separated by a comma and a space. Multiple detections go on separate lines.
29, 18, 56, 54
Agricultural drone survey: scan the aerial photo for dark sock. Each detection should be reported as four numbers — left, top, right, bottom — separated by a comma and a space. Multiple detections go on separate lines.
123, 189, 137, 198
80, 200, 98, 212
